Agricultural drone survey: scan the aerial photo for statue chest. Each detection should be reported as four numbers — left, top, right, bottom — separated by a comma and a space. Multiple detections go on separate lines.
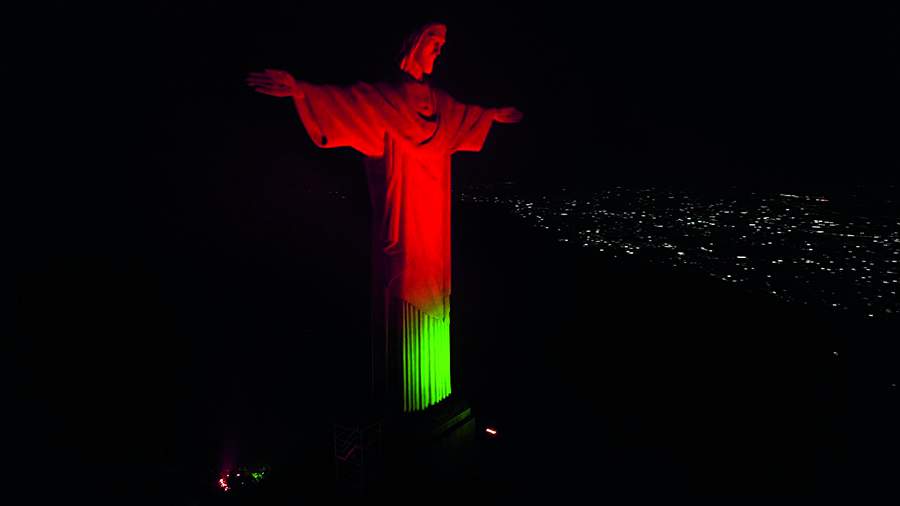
403, 81, 437, 120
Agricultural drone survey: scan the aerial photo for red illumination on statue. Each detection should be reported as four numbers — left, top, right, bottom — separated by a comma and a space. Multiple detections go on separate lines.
248, 23, 522, 411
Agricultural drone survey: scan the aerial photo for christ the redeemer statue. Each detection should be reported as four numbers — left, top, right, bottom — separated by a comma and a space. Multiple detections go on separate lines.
248, 22, 522, 412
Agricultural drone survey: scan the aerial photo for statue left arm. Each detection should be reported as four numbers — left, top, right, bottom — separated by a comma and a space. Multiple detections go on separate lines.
493, 106, 524, 124
438, 90, 524, 153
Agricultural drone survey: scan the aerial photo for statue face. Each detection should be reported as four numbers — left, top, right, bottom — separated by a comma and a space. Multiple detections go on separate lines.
413, 25, 446, 75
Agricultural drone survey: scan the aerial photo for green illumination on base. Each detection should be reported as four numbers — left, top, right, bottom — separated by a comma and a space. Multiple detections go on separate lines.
399, 299, 452, 412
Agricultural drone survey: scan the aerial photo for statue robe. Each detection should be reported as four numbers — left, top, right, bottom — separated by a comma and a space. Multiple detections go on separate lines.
292, 76, 495, 411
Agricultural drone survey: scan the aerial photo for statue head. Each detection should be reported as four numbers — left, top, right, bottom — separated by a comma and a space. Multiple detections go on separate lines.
398, 22, 447, 80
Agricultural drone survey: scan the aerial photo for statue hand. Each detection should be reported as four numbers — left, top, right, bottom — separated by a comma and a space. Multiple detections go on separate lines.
246, 69, 302, 98
494, 106, 523, 124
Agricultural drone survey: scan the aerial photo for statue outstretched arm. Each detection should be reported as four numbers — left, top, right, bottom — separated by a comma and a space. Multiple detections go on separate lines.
493, 106, 524, 124
440, 91, 523, 153
247, 69, 305, 99
249, 69, 387, 156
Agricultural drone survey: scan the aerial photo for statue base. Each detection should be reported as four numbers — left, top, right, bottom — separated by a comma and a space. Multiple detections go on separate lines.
384, 394, 476, 493
334, 394, 475, 495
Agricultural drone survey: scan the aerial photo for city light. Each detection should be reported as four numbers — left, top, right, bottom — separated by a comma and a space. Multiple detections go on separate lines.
460, 183, 899, 319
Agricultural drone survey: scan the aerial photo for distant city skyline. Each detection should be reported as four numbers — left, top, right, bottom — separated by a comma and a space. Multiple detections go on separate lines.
459, 182, 899, 320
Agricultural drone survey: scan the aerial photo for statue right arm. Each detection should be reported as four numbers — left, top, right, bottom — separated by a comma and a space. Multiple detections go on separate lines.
249, 71, 388, 156
246, 69, 303, 98
289, 81, 388, 157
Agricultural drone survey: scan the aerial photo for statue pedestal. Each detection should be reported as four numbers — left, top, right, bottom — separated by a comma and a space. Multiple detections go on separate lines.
384, 394, 476, 493
335, 395, 475, 496
388, 394, 473, 442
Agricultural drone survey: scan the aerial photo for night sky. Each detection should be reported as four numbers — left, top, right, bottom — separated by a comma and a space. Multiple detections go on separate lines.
29, 2, 900, 191
13, 2, 898, 502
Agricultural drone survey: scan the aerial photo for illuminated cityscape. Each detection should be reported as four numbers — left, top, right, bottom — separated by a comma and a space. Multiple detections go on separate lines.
459, 183, 900, 320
